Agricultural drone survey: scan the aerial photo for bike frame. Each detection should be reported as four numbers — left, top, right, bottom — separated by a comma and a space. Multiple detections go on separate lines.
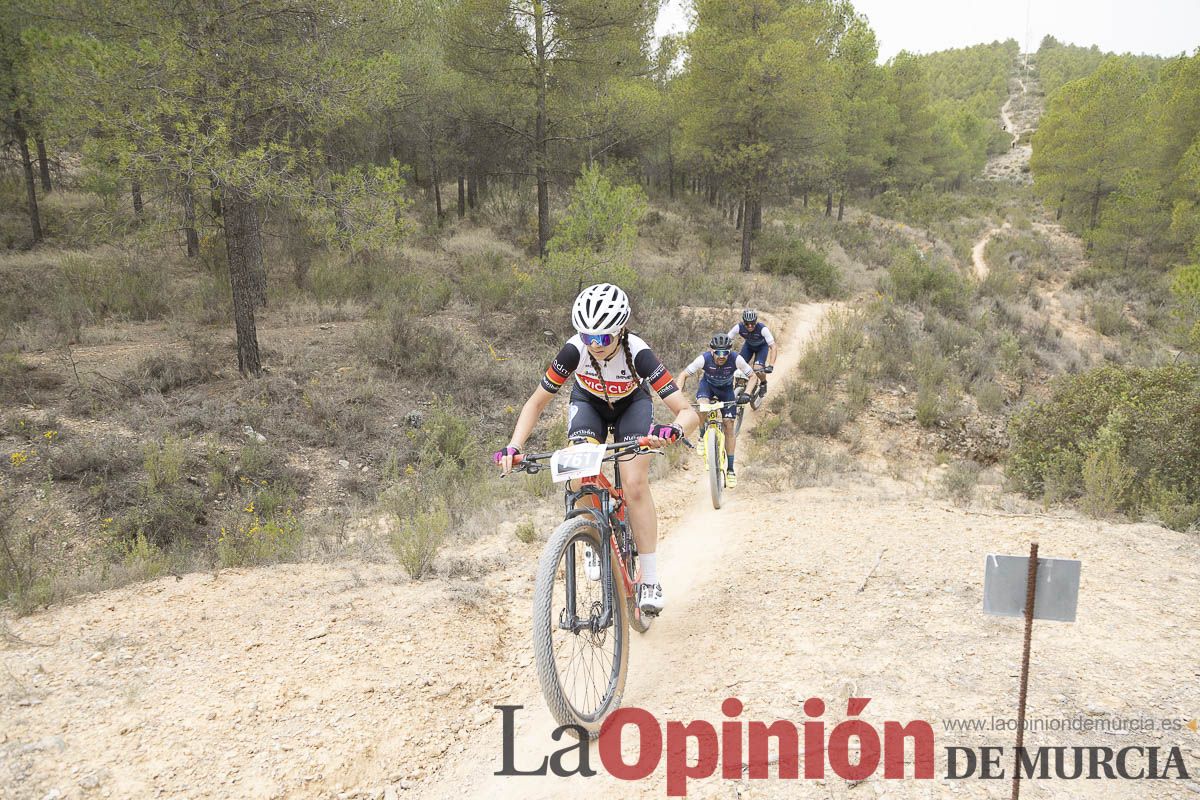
558, 457, 638, 634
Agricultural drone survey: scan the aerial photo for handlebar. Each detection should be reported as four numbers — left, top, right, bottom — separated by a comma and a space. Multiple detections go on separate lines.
695, 397, 751, 411
506, 435, 692, 474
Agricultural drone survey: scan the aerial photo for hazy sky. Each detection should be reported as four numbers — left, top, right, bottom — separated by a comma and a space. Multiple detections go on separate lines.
654, 0, 1200, 62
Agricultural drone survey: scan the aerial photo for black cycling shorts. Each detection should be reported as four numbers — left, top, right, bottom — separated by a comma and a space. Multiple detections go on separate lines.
567, 384, 653, 444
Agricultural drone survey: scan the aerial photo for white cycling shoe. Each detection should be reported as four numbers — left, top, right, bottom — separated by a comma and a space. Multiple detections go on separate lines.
638, 582, 666, 615
583, 544, 601, 581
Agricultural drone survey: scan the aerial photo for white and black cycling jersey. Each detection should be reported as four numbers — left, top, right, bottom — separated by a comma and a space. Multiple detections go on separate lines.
541, 333, 678, 403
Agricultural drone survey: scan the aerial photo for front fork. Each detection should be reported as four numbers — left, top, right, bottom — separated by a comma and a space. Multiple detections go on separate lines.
559, 487, 622, 634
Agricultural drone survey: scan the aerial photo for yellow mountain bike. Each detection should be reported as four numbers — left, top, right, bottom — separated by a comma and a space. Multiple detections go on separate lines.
696, 397, 747, 509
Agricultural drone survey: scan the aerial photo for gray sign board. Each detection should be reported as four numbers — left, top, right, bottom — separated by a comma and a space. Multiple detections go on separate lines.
983, 555, 1081, 622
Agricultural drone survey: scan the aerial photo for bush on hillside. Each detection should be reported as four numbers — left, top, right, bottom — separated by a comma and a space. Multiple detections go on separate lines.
1009, 364, 1200, 527
757, 233, 842, 298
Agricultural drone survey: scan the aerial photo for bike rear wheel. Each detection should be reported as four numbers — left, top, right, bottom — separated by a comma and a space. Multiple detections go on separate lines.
532, 517, 629, 738
706, 426, 723, 509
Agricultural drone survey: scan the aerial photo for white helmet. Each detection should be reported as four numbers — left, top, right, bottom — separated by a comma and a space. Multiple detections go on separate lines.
571, 283, 630, 335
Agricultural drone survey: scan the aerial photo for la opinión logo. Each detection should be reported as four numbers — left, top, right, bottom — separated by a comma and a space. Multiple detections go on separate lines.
493, 699, 1195, 796
495, 697, 935, 796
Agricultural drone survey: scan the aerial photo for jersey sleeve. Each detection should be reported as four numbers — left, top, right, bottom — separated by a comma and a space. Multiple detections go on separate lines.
633, 347, 679, 399
540, 341, 580, 394
727, 324, 740, 340
762, 326, 776, 346
683, 355, 705, 376
734, 355, 755, 378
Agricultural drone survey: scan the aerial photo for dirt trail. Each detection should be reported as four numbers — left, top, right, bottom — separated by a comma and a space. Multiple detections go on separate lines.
970, 221, 1011, 280
999, 78, 1023, 148
8, 296, 1196, 800
985, 70, 1037, 184
416, 304, 832, 799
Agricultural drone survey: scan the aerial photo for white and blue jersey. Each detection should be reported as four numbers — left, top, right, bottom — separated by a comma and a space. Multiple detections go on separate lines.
685, 351, 754, 418
728, 321, 775, 365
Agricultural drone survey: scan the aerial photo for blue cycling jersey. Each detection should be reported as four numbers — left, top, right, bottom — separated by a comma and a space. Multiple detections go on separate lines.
737, 322, 767, 349
684, 351, 754, 388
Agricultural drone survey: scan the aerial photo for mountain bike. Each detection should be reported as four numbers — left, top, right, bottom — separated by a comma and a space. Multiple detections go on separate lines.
509, 436, 677, 738
733, 372, 768, 435
696, 397, 748, 509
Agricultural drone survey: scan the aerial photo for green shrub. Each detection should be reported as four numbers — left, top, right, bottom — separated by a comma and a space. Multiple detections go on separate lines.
216, 506, 303, 567
757, 233, 841, 298
514, 520, 538, 543
797, 307, 865, 389
1009, 364, 1200, 517
972, 379, 1007, 414
358, 302, 455, 378
1145, 478, 1200, 532
886, 250, 972, 317
458, 250, 526, 312
1088, 296, 1131, 336
941, 460, 982, 505
144, 435, 186, 493
0, 492, 55, 613
1080, 416, 1135, 518
388, 497, 450, 579
788, 389, 848, 437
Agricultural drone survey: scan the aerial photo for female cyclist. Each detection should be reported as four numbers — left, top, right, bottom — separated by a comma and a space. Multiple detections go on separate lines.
494, 283, 699, 614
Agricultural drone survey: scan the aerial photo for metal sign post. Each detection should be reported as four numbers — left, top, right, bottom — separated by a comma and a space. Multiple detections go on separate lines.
983, 545, 1082, 800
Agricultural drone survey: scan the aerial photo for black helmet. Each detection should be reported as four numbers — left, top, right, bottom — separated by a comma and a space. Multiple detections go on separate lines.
742, 309, 758, 323
710, 333, 734, 350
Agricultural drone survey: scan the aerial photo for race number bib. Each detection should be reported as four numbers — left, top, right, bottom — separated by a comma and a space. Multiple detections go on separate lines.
550, 443, 606, 483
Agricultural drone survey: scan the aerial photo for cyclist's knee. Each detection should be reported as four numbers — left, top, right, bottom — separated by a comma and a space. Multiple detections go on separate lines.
623, 474, 651, 503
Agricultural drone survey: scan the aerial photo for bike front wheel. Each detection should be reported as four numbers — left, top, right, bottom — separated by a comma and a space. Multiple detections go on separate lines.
532, 517, 630, 738
706, 426, 723, 509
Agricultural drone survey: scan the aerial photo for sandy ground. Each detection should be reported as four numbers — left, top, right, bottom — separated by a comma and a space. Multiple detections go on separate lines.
4, 302, 1199, 800
971, 222, 1012, 280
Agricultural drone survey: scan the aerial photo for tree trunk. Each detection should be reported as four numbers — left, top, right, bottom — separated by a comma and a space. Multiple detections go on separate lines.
467, 171, 478, 209
457, 174, 466, 219
182, 182, 200, 257
14, 112, 43, 244
132, 179, 144, 218
1088, 183, 1101, 230
222, 186, 265, 377
431, 156, 443, 223
534, 3, 550, 257
478, 171, 488, 198
35, 136, 51, 193
837, 192, 845, 222
735, 200, 744, 230
825, 191, 833, 217
739, 192, 754, 273
751, 200, 762, 232
803, 191, 808, 208
667, 130, 674, 200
